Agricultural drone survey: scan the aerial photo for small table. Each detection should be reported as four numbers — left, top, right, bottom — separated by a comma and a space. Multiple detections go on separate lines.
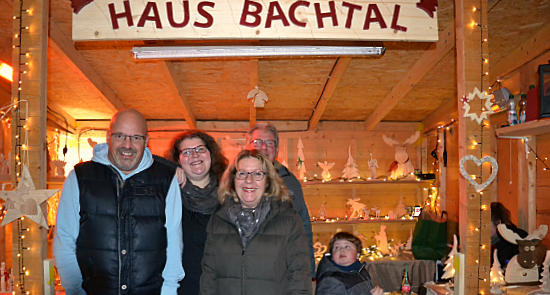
364, 257, 436, 293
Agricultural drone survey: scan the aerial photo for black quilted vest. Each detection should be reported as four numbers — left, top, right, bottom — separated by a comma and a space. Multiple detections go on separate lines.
74, 156, 175, 295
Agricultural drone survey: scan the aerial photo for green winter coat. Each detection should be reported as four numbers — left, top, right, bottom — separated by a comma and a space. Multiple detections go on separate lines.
200, 197, 311, 295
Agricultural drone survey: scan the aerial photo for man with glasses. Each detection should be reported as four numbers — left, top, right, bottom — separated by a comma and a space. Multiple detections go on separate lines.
245, 123, 315, 277
54, 109, 184, 295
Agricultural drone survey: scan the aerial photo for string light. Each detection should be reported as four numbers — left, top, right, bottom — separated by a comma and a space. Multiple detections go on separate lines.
13, 0, 33, 293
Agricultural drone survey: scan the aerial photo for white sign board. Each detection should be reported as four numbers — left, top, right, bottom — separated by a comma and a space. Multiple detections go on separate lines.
72, 0, 439, 41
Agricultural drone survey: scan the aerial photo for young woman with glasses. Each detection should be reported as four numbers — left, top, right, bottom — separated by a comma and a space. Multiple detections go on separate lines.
169, 130, 228, 295
200, 149, 311, 295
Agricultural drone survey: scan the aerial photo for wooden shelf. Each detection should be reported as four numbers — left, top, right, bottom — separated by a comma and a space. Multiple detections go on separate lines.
312, 219, 417, 225
302, 179, 434, 186
495, 118, 550, 137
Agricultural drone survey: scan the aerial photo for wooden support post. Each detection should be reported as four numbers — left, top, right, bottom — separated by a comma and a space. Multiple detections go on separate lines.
455, 0, 491, 294
10, 0, 49, 293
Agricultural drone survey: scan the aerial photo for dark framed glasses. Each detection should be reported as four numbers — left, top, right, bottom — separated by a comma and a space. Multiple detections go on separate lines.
235, 170, 266, 181
180, 145, 208, 157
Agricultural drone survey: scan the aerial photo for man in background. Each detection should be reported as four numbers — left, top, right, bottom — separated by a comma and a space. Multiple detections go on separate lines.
54, 109, 184, 295
246, 123, 315, 277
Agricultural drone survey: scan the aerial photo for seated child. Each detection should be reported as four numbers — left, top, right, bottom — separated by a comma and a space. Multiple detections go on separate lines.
316, 232, 384, 295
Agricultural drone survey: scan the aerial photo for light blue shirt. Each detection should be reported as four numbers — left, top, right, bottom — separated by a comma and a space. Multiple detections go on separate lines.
53, 143, 184, 295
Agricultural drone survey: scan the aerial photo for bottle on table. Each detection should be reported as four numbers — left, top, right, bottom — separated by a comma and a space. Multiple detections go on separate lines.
518, 94, 527, 123
401, 265, 411, 295
508, 95, 517, 126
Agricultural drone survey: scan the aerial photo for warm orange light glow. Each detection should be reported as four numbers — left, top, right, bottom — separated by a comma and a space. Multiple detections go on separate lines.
0, 62, 13, 82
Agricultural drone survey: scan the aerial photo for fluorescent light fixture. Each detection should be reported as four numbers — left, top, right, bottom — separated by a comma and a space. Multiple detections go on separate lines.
132, 46, 385, 59
0, 62, 13, 82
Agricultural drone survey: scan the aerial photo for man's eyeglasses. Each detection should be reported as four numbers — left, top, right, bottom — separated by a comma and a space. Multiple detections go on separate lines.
235, 170, 266, 181
250, 139, 276, 148
111, 133, 146, 144
180, 145, 208, 157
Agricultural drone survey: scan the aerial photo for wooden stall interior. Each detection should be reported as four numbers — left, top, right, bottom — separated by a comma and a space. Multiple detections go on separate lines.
0, 0, 549, 294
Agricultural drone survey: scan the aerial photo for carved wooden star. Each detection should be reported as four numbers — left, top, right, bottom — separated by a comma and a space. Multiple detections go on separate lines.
462, 87, 494, 124
0, 166, 58, 228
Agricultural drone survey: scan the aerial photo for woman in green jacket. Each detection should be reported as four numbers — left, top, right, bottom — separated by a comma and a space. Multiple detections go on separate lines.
200, 149, 311, 295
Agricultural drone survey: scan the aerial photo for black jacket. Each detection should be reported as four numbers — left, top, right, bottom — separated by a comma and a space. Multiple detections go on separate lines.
75, 157, 174, 295
200, 198, 311, 295
178, 178, 219, 295
315, 255, 376, 295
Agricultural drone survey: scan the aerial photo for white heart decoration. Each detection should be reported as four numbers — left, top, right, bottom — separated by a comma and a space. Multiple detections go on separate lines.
459, 155, 498, 192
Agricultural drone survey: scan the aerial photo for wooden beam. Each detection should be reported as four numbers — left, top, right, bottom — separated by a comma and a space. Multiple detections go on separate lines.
308, 57, 351, 131
455, 0, 491, 293
11, 0, 49, 293
47, 105, 76, 133
490, 22, 550, 82
422, 98, 458, 131
159, 61, 196, 129
364, 24, 455, 131
48, 20, 126, 112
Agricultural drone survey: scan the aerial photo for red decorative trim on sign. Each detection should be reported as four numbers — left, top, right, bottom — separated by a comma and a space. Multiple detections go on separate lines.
416, 0, 438, 18
71, 0, 94, 14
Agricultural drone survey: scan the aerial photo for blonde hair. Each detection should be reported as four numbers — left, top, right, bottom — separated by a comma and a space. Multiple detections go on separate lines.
218, 149, 290, 205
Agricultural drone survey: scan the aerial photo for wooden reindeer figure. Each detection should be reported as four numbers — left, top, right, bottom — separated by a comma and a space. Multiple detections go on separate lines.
498, 224, 548, 283
346, 198, 367, 219
382, 131, 420, 179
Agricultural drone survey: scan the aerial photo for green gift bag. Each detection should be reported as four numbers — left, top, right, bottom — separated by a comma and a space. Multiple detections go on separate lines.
412, 211, 448, 260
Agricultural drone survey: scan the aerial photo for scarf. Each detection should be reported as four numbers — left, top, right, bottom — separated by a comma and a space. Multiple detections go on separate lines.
181, 175, 219, 215
226, 196, 271, 249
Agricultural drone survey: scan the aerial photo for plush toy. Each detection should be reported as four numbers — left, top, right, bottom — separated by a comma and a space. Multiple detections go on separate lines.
498, 224, 548, 283
382, 131, 419, 179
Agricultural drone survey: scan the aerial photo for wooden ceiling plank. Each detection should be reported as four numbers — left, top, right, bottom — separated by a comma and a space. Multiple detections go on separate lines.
161, 61, 197, 129
308, 57, 352, 131
490, 22, 550, 82
364, 24, 455, 131
49, 20, 125, 112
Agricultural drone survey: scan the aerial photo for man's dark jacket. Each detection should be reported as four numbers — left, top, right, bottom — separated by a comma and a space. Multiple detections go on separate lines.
74, 156, 175, 295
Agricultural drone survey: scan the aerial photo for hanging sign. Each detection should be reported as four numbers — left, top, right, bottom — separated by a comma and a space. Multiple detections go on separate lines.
71, 0, 439, 41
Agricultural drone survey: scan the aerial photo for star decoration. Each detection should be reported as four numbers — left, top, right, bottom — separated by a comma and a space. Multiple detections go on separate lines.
462, 87, 494, 124
461, 96, 469, 104
0, 166, 58, 228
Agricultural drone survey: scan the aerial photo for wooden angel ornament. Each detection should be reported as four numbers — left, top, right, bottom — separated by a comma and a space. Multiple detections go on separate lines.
318, 160, 335, 182
382, 131, 419, 179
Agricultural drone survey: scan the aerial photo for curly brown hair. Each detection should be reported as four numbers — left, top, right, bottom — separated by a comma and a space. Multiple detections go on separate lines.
169, 130, 228, 181
217, 149, 289, 205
